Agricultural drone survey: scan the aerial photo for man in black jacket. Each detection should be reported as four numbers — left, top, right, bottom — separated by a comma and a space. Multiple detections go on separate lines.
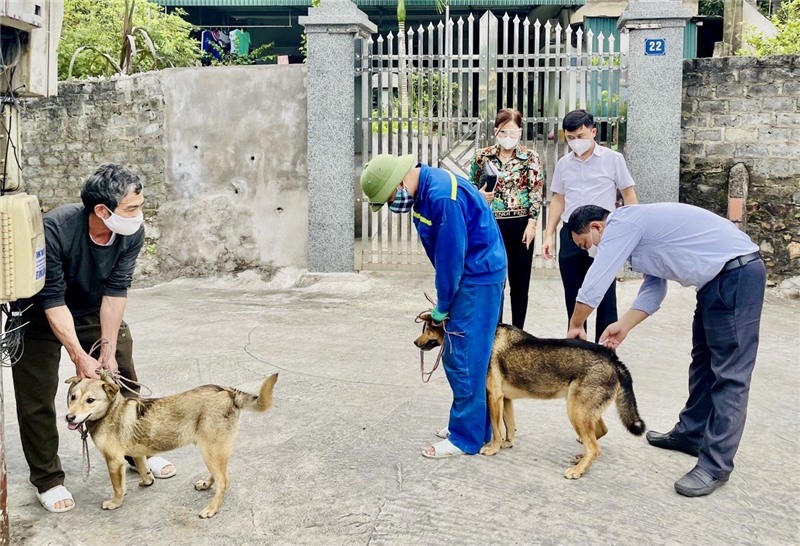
12, 164, 175, 513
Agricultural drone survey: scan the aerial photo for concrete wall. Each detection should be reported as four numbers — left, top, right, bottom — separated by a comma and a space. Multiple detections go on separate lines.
681, 55, 800, 279
20, 65, 308, 279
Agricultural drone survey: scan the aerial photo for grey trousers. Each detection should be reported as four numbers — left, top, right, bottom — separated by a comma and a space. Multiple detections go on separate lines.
672, 259, 766, 480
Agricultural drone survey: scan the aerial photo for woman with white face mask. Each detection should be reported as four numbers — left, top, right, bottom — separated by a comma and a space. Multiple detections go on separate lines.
469, 108, 544, 330
542, 109, 639, 342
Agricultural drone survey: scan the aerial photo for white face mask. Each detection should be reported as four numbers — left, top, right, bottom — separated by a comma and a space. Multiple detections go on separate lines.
568, 138, 593, 156
102, 207, 144, 236
586, 227, 600, 258
497, 136, 519, 150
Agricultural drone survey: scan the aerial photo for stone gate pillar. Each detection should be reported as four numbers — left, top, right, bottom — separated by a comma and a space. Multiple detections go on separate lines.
300, 0, 376, 272
619, 0, 692, 203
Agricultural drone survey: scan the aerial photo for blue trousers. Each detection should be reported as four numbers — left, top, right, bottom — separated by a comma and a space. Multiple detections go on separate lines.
443, 282, 504, 454
672, 259, 766, 480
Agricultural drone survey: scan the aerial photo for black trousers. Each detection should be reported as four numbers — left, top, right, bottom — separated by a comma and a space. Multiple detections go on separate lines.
12, 312, 137, 493
497, 217, 534, 330
672, 259, 766, 480
558, 224, 617, 342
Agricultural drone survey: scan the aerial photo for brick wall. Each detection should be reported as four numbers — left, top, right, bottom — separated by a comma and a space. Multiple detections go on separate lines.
20, 72, 168, 212
681, 55, 800, 279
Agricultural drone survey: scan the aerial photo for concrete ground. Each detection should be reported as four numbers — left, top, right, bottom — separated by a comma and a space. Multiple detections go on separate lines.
3, 270, 799, 545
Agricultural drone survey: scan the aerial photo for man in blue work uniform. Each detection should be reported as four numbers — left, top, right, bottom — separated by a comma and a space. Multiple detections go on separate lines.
360, 154, 508, 458
565, 203, 765, 497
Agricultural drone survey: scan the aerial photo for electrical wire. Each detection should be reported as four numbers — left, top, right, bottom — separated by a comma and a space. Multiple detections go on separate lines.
0, 302, 30, 367
1, 28, 25, 195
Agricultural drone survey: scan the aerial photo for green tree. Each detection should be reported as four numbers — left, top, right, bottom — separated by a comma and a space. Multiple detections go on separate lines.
741, 0, 800, 55
698, 0, 724, 17
59, 0, 199, 79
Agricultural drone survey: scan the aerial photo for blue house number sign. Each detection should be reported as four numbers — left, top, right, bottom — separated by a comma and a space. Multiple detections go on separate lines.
645, 38, 666, 56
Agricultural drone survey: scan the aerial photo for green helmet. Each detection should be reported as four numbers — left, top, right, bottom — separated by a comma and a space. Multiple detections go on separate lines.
360, 154, 414, 212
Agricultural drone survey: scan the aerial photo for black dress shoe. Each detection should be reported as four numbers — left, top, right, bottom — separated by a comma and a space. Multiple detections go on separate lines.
646, 430, 700, 457
674, 466, 727, 497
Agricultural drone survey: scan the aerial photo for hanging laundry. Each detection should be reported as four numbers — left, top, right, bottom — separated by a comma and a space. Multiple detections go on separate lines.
201, 30, 221, 60
230, 29, 251, 56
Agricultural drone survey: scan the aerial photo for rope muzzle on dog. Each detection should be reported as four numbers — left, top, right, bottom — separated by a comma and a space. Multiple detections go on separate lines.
416, 315, 465, 383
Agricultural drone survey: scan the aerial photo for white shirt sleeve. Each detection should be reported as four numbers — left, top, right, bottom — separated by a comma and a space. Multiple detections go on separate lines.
551, 157, 566, 194
631, 274, 668, 315
576, 219, 643, 308
615, 153, 635, 190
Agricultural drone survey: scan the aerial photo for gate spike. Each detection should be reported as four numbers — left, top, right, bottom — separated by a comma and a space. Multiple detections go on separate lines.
523, 16, 530, 27
467, 13, 474, 24
502, 12, 510, 22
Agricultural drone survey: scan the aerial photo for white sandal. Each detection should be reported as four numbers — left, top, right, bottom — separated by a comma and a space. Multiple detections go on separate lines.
435, 427, 450, 439
128, 456, 176, 479
422, 439, 465, 459
36, 485, 75, 513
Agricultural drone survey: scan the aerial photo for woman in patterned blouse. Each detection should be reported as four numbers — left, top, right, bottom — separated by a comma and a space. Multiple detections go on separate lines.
469, 108, 544, 330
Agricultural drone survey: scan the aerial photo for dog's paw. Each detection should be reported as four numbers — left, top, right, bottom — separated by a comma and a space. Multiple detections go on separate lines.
102, 499, 123, 510
479, 444, 500, 456
564, 466, 584, 479
199, 506, 217, 518
501, 439, 514, 449
139, 475, 154, 487
194, 479, 213, 491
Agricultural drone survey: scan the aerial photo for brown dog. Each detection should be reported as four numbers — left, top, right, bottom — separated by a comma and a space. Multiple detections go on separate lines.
65, 373, 278, 518
414, 313, 645, 478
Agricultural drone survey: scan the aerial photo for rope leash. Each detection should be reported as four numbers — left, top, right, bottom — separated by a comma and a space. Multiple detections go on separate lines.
416, 315, 464, 383
79, 424, 91, 481
89, 338, 153, 397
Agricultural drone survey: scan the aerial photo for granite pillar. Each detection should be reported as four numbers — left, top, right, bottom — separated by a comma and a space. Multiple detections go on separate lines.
619, 0, 692, 203
300, 0, 376, 272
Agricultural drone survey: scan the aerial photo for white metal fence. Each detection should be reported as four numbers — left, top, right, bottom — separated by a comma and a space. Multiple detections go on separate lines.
356, 10, 626, 271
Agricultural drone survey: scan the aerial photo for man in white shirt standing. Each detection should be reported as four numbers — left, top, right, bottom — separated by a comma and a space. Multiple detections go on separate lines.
542, 110, 638, 342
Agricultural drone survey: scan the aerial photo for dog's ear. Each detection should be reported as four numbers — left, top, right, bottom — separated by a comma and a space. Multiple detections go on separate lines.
102, 381, 120, 399
64, 376, 82, 387
417, 310, 433, 323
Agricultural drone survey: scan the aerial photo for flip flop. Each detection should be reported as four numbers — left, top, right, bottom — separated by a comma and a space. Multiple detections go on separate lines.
36, 485, 75, 513
128, 456, 176, 479
435, 427, 450, 439
422, 439, 465, 459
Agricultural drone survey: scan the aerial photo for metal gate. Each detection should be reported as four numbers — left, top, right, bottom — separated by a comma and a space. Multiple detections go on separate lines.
356, 10, 626, 271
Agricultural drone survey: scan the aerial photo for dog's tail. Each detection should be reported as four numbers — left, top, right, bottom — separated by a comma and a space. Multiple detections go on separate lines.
611, 357, 646, 436
232, 373, 279, 413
